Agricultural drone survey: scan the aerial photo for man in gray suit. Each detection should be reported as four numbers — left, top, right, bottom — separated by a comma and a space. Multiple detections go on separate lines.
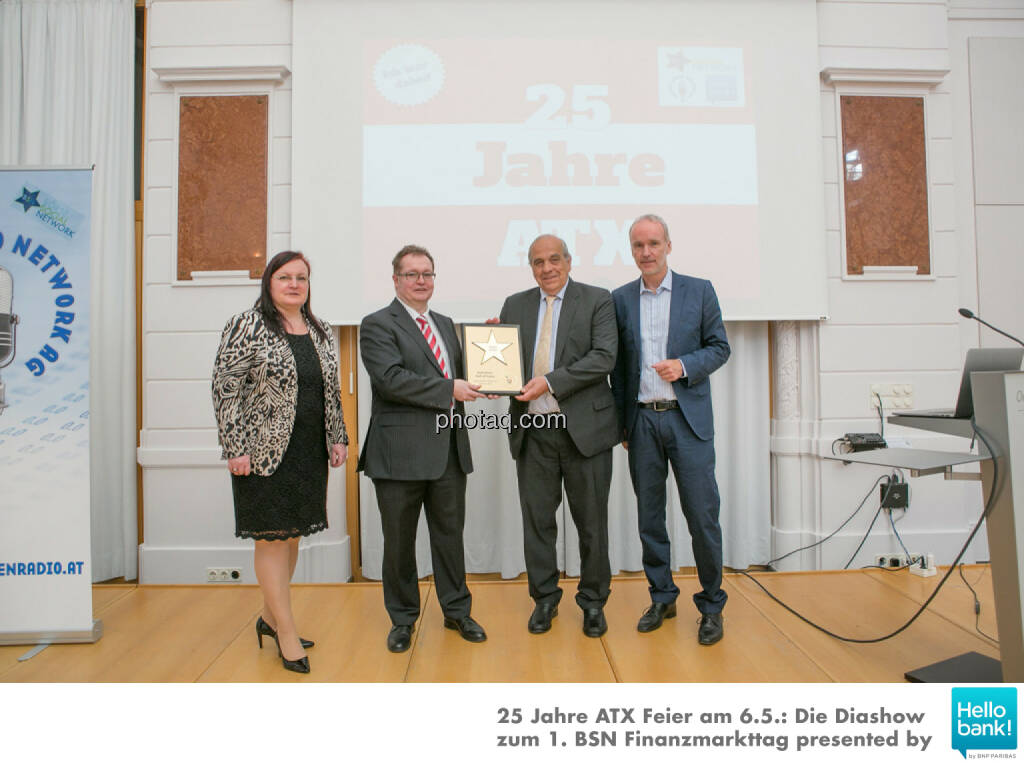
498, 234, 619, 637
611, 214, 730, 645
358, 244, 487, 652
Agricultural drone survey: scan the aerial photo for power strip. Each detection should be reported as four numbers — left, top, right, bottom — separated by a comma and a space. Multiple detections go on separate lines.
874, 552, 936, 576
909, 553, 937, 577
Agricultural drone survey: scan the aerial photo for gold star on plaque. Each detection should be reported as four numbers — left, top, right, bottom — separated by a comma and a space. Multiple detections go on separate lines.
472, 330, 512, 365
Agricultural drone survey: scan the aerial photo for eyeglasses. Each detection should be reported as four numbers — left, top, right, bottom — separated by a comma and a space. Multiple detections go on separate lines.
397, 272, 436, 282
274, 274, 309, 284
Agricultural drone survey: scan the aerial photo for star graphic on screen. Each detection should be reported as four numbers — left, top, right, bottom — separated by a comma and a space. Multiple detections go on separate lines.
472, 330, 511, 365
15, 188, 40, 213
666, 50, 690, 72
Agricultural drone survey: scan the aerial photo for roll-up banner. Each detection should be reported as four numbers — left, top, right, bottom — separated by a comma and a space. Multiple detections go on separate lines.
0, 167, 99, 644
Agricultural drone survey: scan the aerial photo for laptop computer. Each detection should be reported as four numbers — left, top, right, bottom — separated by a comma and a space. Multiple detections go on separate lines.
893, 347, 1024, 420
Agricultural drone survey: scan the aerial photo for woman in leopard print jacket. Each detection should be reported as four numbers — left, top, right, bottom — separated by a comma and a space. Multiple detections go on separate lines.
212, 251, 347, 674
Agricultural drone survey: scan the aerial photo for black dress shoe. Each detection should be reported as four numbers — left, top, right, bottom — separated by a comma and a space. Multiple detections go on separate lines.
280, 654, 310, 673
582, 608, 607, 638
528, 602, 558, 634
698, 612, 724, 645
272, 633, 310, 674
443, 615, 487, 643
256, 616, 315, 650
387, 624, 414, 653
637, 602, 677, 633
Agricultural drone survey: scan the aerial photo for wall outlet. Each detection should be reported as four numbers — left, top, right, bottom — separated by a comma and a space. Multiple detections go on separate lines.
869, 383, 914, 412
875, 554, 907, 568
206, 567, 242, 583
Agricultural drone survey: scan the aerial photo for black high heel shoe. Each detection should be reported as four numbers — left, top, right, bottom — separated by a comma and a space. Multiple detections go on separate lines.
255, 616, 314, 649
272, 632, 310, 674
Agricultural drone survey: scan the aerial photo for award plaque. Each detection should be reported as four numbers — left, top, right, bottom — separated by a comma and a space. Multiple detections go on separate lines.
461, 323, 524, 395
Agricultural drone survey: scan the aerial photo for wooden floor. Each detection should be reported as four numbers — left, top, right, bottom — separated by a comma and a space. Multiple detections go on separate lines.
0, 566, 999, 682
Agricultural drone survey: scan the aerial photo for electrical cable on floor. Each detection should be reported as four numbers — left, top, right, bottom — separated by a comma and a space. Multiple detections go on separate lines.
740, 421, 1001, 644
958, 563, 999, 645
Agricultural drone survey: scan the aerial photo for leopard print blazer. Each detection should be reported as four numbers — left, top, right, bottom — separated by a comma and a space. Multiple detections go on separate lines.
211, 309, 348, 476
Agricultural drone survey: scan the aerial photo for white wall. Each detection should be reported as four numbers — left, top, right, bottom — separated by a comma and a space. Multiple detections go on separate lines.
137, 0, 350, 583
770, 0, 1024, 570
136, 0, 1024, 581
817, 0, 969, 571
963, 34, 1024, 348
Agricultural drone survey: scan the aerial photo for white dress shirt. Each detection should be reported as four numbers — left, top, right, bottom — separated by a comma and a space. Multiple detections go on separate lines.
399, 298, 452, 378
529, 281, 568, 414
638, 270, 686, 403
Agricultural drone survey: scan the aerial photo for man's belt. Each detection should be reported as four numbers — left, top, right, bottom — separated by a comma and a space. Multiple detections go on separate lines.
638, 400, 679, 411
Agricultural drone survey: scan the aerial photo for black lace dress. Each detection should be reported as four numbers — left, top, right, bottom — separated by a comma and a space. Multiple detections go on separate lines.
231, 333, 328, 540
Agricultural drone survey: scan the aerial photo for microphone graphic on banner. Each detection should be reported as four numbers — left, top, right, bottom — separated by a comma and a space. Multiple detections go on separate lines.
959, 307, 1024, 348
0, 265, 19, 415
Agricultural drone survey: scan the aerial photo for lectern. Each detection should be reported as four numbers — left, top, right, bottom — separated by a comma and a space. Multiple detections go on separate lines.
965, 370, 1024, 682
824, 370, 1023, 682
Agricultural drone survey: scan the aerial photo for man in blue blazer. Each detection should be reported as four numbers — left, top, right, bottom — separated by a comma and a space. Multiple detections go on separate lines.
610, 214, 731, 645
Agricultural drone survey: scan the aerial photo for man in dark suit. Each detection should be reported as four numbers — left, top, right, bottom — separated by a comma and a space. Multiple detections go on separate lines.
498, 234, 619, 637
611, 214, 731, 645
358, 244, 487, 652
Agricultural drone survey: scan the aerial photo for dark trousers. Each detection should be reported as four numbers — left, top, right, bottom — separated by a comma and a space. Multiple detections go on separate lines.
372, 433, 472, 625
627, 406, 727, 614
516, 424, 612, 610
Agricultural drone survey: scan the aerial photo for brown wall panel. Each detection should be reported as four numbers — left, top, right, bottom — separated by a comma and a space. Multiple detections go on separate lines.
177, 95, 268, 280
841, 95, 930, 275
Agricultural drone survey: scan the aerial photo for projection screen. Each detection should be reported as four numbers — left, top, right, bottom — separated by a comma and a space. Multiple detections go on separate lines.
292, 0, 828, 323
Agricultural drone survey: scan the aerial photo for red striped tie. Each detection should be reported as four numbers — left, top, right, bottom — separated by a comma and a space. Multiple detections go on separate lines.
416, 316, 449, 378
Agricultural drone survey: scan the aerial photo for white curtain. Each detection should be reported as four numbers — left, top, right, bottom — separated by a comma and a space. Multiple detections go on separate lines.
359, 322, 771, 581
0, 0, 137, 581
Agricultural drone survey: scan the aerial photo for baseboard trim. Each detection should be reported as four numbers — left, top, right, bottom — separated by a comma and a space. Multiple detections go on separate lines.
139, 537, 351, 584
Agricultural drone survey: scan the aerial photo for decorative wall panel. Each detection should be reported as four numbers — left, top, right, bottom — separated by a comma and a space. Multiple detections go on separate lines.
176, 94, 268, 280
840, 95, 930, 275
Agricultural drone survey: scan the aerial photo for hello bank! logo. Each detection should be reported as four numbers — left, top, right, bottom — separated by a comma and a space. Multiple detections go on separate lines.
953, 687, 1017, 758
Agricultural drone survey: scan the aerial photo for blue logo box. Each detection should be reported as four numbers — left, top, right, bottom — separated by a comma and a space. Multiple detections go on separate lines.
952, 687, 1017, 758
